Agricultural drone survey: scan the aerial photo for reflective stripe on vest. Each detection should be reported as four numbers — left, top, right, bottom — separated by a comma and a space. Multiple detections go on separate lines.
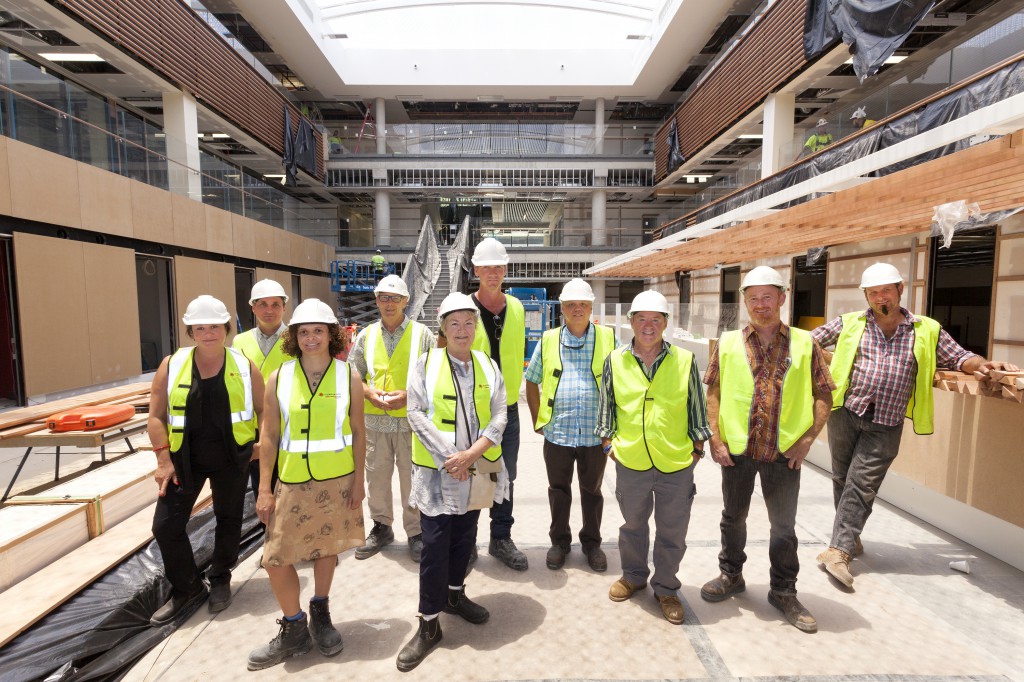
829, 312, 940, 435
535, 324, 615, 430
232, 329, 288, 380
717, 328, 815, 456
411, 349, 502, 469
166, 347, 256, 453
277, 359, 354, 483
608, 345, 694, 472
363, 320, 425, 417
472, 294, 525, 406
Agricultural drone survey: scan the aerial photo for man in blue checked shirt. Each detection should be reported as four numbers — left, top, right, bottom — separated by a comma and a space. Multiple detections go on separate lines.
525, 279, 617, 573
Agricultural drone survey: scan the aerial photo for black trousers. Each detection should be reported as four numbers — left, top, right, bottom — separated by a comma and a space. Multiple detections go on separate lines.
152, 465, 248, 596
418, 509, 480, 615
543, 440, 607, 551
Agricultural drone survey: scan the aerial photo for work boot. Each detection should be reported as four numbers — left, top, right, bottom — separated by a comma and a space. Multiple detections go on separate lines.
247, 616, 314, 670
817, 547, 854, 587
443, 586, 489, 624
546, 544, 569, 570
208, 577, 232, 613
488, 537, 528, 571
150, 581, 208, 626
355, 522, 394, 559
608, 578, 646, 602
408, 534, 424, 563
700, 572, 746, 602
656, 594, 685, 624
396, 616, 443, 672
768, 591, 818, 633
308, 597, 344, 656
585, 547, 608, 573
853, 536, 864, 557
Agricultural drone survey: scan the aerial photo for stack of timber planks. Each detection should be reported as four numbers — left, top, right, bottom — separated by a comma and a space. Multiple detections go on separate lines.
0, 382, 151, 442
934, 369, 1024, 402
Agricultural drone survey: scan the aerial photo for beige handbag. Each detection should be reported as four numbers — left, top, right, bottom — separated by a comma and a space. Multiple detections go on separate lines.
466, 456, 503, 511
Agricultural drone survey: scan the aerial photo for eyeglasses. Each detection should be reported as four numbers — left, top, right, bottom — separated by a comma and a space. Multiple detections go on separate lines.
492, 314, 503, 341
377, 294, 404, 303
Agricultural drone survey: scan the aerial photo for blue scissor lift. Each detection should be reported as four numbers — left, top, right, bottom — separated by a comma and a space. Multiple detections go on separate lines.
508, 287, 558, 366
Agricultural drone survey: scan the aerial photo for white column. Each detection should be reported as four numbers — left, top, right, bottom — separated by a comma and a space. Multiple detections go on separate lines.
762, 92, 795, 177
162, 90, 201, 199
594, 97, 605, 155
375, 97, 386, 155
375, 190, 391, 246
592, 190, 607, 246
589, 279, 607, 311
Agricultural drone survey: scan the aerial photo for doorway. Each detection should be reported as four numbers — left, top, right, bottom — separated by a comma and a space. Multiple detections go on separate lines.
792, 254, 828, 330
928, 227, 995, 356
235, 267, 255, 333
0, 237, 22, 405
136, 255, 175, 371
719, 266, 740, 335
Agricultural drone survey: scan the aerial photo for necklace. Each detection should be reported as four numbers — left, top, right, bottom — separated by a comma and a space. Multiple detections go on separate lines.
302, 359, 329, 388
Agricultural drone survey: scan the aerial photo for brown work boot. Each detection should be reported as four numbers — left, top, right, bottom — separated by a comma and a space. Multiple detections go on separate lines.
817, 547, 854, 587
655, 594, 685, 624
608, 578, 646, 602
700, 572, 746, 602
767, 591, 817, 633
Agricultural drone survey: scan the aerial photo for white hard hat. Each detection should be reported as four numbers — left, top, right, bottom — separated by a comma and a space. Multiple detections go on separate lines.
182, 295, 230, 325
374, 274, 409, 298
471, 238, 510, 266
628, 290, 670, 318
740, 266, 787, 292
816, 118, 828, 127
288, 298, 338, 326
249, 278, 289, 305
559, 278, 595, 302
851, 107, 867, 120
859, 262, 904, 289
437, 292, 479, 324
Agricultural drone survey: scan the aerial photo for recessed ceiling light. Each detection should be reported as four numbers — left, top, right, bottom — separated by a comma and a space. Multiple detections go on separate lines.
39, 53, 104, 62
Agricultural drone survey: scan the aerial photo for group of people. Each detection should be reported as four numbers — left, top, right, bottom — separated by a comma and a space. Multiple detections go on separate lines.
146, 239, 1017, 672
799, 107, 878, 157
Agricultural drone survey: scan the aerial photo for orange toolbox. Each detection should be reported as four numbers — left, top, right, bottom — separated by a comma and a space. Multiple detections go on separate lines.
46, 404, 137, 432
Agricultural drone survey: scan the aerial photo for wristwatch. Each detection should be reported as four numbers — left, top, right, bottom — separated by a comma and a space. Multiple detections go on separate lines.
691, 447, 704, 459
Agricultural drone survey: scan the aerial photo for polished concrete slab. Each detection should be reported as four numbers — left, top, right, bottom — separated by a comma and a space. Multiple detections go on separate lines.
52, 400, 1024, 681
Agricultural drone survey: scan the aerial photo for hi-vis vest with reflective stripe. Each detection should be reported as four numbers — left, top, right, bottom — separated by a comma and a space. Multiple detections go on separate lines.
232, 329, 288, 381
472, 294, 525, 406
166, 347, 256, 454
277, 359, 354, 483
535, 324, 616, 430
829, 312, 940, 435
363, 320, 426, 417
717, 328, 814, 456
412, 349, 502, 469
609, 345, 694, 473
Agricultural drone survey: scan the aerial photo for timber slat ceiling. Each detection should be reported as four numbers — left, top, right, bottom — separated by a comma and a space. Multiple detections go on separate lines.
53, 0, 324, 180
602, 131, 1024, 277
654, 0, 807, 181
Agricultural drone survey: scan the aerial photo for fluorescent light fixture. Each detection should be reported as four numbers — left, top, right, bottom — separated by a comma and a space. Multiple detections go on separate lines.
323, 33, 348, 39
626, 34, 650, 40
39, 53, 104, 62
263, 174, 286, 180
739, 134, 763, 139
845, 55, 906, 65
211, 133, 230, 138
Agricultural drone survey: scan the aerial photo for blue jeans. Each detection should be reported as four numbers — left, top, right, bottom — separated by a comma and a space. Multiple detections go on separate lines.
489, 405, 520, 539
718, 455, 801, 595
826, 407, 904, 554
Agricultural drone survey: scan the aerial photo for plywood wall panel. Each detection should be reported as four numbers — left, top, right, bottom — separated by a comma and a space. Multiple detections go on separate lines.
992, 280, 1024, 342
7, 140, 81, 229
272, 227, 292, 267
0, 137, 13, 216
299, 274, 332, 308
231, 214, 256, 261
171, 194, 207, 251
205, 205, 233, 255
131, 181, 173, 244
82, 243, 142, 384
997, 236, 1024, 276
173, 257, 238, 346
78, 164, 133, 239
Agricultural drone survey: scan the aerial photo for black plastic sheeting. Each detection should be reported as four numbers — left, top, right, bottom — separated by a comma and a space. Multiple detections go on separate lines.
660, 58, 1024, 240
804, 0, 935, 81
283, 105, 297, 187
0, 495, 263, 682
665, 118, 685, 175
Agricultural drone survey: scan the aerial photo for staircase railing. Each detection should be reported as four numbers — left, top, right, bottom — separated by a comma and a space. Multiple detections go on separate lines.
446, 216, 470, 295
401, 216, 442, 322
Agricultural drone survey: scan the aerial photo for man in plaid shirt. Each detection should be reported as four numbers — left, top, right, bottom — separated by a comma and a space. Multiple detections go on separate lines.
812, 262, 1018, 588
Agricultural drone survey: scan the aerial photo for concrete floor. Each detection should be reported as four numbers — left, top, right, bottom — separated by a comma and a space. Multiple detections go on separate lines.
6, 401, 1022, 681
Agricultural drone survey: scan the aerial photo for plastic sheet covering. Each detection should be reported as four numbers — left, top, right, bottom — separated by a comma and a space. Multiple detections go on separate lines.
931, 205, 1023, 248
806, 246, 829, 266
446, 216, 470, 295
294, 118, 317, 176
402, 216, 442, 322
804, 0, 935, 81
283, 105, 297, 187
660, 59, 1024, 239
665, 118, 685, 174
0, 495, 264, 682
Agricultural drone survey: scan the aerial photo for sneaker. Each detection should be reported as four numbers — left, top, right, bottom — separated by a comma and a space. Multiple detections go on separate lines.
656, 594, 685, 624
308, 597, 344, 657
608, 577, 646, 602
768, 591, 817, 633
208, 578, 232, 613
488, 537, 528, 571
585, 546, 608, 573
700, 572, 746, 602
408, 534, 424, 563
396, 616, 442, 672
355, 522, 395, 560
150, 581, 208, 626
443, 586, 489, 624
545, 544, 569, 570
817, 547, 854, 588
247, 616, 314, 670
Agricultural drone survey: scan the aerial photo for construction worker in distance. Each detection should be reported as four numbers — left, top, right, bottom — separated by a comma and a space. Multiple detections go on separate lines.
525, 278, 616, 573
596, 290, 710, 625
469, 237, 529, 571
798, 118, 834, 159
233, 279, 289, 497
372, 249, 387, 279
700, 266, 834, 634
811, 263, 1019, 589
349, 274, 436, 563
850, 107, 876, 131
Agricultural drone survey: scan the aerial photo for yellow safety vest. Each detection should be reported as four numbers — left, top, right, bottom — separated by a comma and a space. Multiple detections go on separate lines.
166, 347, 256, 454
232, 328, 289, 381
362, 320, 426, 417
472, 294, 525, 406
534, 324, 616, 430
829, 312, 940, 435
411, 349, 502, 469
717, 328, 815, 456
276, 359, 354, 483
608, 345, 694, 473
